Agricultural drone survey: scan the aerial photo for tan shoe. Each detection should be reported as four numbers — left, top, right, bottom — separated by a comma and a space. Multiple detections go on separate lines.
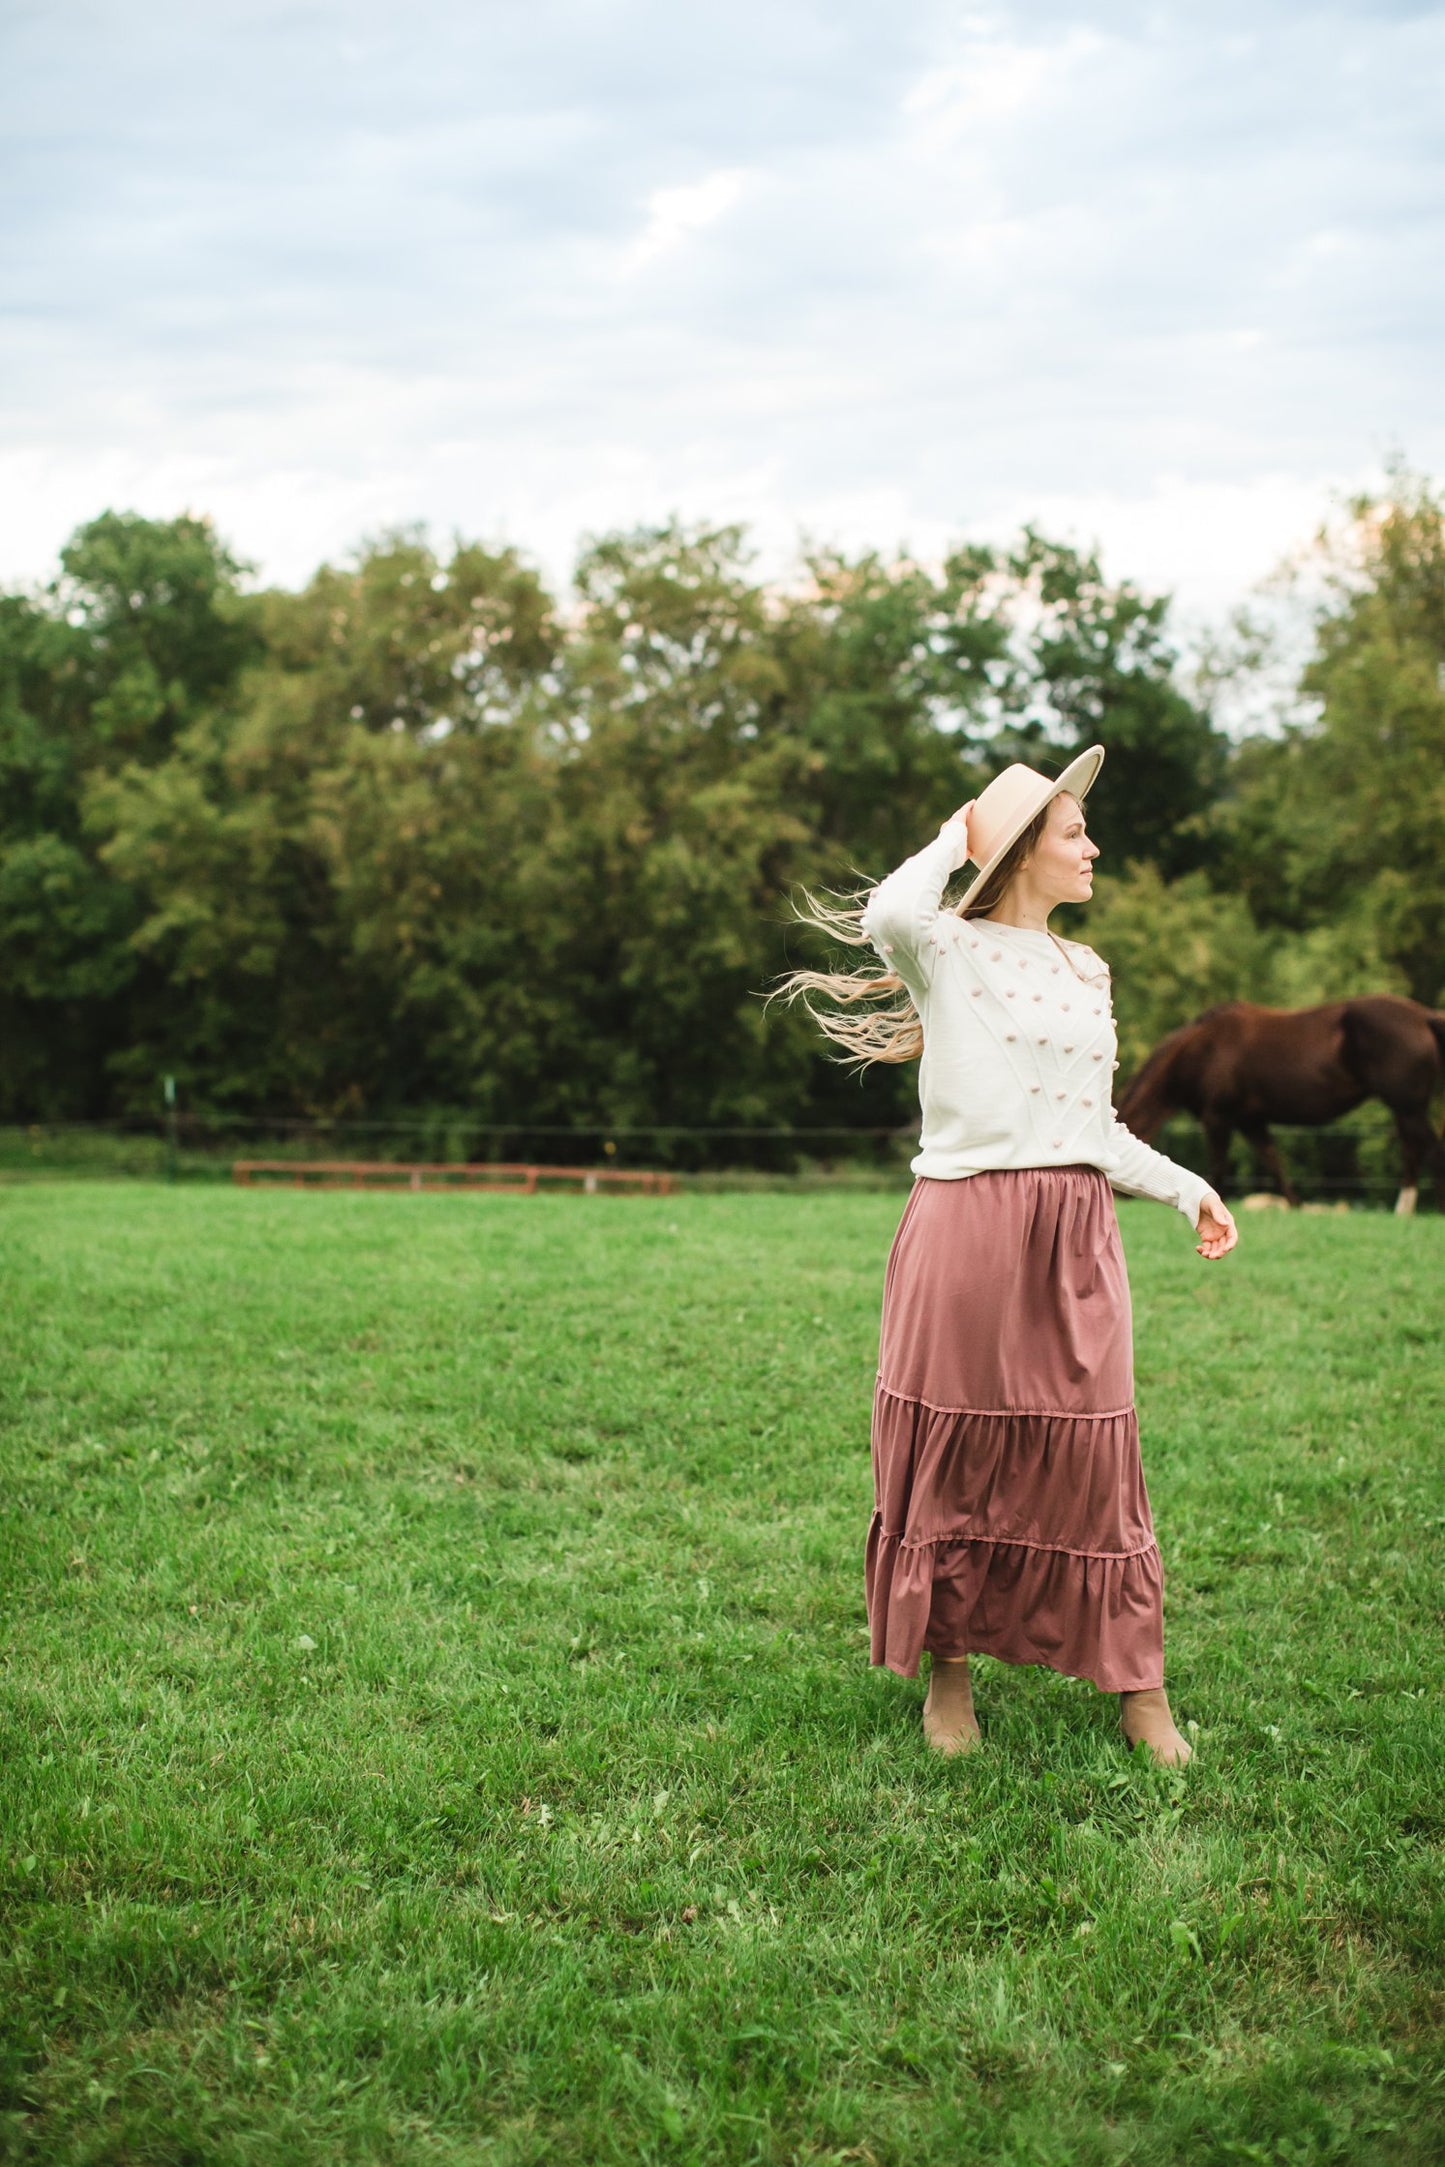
1119, 1687, 1193, 1767
922, 1656, 982, 1756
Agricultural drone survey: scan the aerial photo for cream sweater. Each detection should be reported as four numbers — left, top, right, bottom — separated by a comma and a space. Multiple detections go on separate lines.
861, 821, 1213, 1226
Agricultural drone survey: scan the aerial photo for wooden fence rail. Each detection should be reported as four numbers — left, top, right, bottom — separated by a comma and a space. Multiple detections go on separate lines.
232, 1160, 677, 1196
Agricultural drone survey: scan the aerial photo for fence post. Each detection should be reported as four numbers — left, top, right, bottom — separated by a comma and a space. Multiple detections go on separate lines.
163, 1076, 178, 1184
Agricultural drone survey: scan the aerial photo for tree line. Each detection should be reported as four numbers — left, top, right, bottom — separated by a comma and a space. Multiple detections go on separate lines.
2, 477, 1441, 1150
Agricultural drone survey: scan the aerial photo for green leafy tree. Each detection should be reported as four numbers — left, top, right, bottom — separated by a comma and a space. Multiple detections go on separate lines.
1216, 473, 1445, 1004
57, 511, 259, 766
0, 515, 257, 1114
766, 544, 1004, 877
1083, 864, 1275, 1078
86, 532, 558, 1111
495, 523, 823, 1135
991, 532, 1228, 879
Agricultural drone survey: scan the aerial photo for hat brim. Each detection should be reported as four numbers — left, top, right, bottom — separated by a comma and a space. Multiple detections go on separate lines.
953, 744, 1105, 912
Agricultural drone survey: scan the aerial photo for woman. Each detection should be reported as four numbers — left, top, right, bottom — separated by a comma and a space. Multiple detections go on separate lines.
781, 748, 1237, 1766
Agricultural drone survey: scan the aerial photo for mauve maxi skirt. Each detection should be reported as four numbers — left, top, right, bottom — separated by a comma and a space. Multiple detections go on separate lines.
865, 1165, 1165, 1692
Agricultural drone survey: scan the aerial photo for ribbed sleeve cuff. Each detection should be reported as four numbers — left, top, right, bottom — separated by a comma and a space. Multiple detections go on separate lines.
934, 818, 973, 877
1172, 1168, 1213, 1228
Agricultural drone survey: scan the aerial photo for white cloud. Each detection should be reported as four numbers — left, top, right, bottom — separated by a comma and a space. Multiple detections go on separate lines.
902, 26, 1107, 140
619, 167, 752, 274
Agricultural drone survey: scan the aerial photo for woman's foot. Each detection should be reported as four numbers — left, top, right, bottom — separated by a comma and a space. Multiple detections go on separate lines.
1119, 1687, 1192, 1767
923, 1655, 981, 1756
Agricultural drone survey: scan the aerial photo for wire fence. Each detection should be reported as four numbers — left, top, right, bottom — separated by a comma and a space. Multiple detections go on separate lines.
0, 1104, 1424, 1204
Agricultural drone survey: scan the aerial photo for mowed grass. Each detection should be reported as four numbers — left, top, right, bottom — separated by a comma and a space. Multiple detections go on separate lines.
1, 1185, 1442, 2167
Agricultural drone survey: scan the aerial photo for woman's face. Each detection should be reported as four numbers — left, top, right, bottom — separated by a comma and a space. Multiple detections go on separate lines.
1022, 792, 1099, 904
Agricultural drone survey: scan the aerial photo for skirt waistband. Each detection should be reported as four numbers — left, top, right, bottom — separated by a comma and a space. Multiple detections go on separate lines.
914, 1162, 1109, 1187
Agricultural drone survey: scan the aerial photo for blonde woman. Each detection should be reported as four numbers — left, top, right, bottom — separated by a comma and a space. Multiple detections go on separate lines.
780, 749, 1238, 1765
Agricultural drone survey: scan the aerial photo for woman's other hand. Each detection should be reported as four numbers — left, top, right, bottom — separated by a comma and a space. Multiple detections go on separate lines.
1195, 1191, 1238, 1259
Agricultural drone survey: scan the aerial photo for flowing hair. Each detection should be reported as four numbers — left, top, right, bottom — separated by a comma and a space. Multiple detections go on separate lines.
769, 804, 1052, 1068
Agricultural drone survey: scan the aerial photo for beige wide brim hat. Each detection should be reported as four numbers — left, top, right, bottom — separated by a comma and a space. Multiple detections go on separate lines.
954, 743, 1105, 911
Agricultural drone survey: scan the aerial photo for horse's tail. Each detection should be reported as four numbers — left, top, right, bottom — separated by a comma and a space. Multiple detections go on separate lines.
1429, 1011, 1445, 1072
1116, 1023, 1197, 1139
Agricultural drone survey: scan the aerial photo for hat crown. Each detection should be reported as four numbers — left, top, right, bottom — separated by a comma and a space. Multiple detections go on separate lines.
967, 763, 1064, 868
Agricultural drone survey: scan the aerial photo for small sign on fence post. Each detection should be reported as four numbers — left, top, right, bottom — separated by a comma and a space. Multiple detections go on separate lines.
163, 1075, 177, 1184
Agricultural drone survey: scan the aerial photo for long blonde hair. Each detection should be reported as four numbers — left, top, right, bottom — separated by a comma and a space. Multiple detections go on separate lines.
771, 804, 1052, 1067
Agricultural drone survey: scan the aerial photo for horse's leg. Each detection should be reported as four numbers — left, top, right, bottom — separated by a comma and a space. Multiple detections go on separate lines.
1388, 1106, 1435, 1216
1243, 1122, 1299, 1208
1203, 1116, 1234, 1200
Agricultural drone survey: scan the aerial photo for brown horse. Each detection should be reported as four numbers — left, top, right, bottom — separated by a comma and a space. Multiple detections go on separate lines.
1116, 996, 1445, 1214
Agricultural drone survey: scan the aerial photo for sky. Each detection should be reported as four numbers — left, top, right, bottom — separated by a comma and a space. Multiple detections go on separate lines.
2, 0, 1442, 630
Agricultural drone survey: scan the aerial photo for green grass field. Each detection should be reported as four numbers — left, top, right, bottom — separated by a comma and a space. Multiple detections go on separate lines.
1, 1184, 1441, 2165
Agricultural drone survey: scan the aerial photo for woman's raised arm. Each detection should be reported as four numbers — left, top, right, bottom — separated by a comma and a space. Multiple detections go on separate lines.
859, 807, 974, 993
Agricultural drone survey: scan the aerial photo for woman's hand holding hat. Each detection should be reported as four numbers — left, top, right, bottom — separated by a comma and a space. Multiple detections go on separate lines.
941, 799, 976, 853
